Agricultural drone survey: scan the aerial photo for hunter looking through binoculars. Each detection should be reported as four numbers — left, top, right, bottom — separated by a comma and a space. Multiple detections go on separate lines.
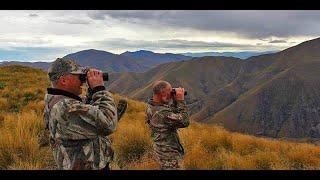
43, 58, 127, 170
43, 57, 189, 170
146, 80, 190, 170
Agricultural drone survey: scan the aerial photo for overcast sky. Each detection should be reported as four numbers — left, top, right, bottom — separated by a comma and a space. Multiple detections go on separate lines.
0, 10, 319, 62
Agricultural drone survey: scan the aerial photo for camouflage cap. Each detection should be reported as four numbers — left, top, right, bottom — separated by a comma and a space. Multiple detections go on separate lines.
48, 58, 87, 81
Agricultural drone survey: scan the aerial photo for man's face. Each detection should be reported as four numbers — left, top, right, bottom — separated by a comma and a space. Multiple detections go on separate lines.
58, 74, 83, 95
160, 84, 173, 104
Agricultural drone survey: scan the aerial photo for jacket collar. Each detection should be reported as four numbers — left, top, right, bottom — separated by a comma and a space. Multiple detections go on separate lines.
147, 98, 170, 108
47, 88, 82, 102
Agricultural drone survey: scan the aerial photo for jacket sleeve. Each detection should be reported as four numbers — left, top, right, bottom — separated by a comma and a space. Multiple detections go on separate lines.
145, 105, 152, 125
65, 86, 118, 137
163, 100, 190, 129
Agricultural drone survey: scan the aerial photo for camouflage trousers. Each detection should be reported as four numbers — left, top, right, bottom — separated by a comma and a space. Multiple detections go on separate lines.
157, 158, 182, 170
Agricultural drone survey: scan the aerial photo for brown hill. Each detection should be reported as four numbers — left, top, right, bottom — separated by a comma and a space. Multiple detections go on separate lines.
108, 56, 243, 103
210, 58, 320, 138
63, 49, 151, 72
108, 37, 320, 139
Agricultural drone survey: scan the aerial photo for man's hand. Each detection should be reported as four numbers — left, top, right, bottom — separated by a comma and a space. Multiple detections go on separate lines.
87, 69, 104, 89
174, 87, 185, 101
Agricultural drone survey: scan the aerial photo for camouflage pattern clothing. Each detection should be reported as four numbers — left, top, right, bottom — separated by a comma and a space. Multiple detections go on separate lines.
43, 87, 118, 170
145, 99, 190, 170
158, 158, 182, 170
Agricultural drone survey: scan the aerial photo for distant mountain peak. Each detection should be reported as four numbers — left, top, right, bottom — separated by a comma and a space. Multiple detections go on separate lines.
74, 49, 115, 55
181, 51, 278, 59
121, 50, 192, 64
136, 50, 154, 53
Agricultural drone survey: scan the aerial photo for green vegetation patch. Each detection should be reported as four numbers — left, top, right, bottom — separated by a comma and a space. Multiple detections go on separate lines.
0, 82, 6, 90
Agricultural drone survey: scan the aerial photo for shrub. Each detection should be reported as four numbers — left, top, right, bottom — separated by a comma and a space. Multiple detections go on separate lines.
0, 82, 6, 89
23, 92, 38, 105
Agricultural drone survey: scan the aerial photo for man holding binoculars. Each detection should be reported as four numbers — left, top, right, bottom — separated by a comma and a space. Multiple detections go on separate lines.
43, 58, 127, 170
145, 80, 190, 170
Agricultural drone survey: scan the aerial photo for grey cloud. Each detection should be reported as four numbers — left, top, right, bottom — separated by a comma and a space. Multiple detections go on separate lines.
87, 10, 320, 39
269, 40, 287, 43
50, 18, 91, 25
87, 10, 107, 20
29, 14, 39, 17
0, 37, 52, 45
89, 38, 283, 51
157, 39, 249, 48
92, 38, 247, 48
87, 10, 160, 21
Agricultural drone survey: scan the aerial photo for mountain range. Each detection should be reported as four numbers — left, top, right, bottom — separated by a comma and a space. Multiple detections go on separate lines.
0, 49, 192, 73
181, 51, 278, 59
121, 50, 191, 63
0, 50, 276, 72
107, 37, 320, 139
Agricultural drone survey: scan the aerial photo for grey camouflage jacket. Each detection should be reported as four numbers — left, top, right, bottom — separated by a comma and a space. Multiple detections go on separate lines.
145, 99, 190, 160
43, 87, 117, 170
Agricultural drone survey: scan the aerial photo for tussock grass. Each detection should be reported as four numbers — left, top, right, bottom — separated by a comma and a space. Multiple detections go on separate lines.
0, 112, 55, 169
1, 65, 320, 170
111, 94, 153, 169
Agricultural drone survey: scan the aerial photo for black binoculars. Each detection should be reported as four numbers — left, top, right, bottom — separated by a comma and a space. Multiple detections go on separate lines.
171, 88, 187, 96
79, 72, 109, 83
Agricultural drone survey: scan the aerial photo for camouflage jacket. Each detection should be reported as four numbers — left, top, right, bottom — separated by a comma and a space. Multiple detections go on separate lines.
43, 86, 118, 170
145, 99, 190, 160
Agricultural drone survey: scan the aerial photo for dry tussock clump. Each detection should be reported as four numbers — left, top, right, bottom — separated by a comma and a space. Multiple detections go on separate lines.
0, 111, 54, 169
126, 152, 159, 170
0, 98, 9, 111
183, 141, 214, 169
21, 101, 45, 115
285, 144, 320, 170
209, 149, 253, 170
201, 129, 234, 153
249, 150, 283, 170
178, 122, 320, 170
111, 94, 153, 169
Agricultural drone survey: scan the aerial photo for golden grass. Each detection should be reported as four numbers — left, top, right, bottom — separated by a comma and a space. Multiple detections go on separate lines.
0, 111, 55, 169
1, 65, 320, 170
111, 94, 153, 169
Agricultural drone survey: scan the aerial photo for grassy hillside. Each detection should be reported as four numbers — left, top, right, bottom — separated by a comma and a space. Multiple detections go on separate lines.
108, 56, 243, 101
1, 65, 320, 170
107, 37, 320, 139
211, 61, 320, 138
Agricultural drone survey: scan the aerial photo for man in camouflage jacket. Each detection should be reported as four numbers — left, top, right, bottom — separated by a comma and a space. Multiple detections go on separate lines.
145, 80, 190, 170
43, 58, 124, 170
